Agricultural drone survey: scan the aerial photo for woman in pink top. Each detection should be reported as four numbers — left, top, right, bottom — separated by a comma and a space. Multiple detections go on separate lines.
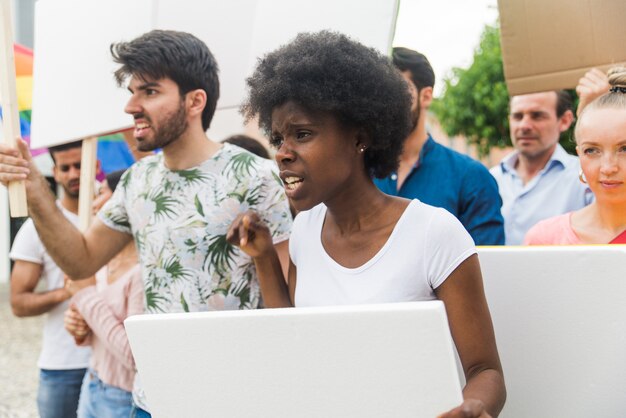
525, 67, 626, 245
64, 170, 143, 418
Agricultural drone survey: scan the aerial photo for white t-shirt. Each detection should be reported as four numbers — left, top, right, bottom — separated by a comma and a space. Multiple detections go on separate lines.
9, 202, 91, 370
291, 200, 476, 307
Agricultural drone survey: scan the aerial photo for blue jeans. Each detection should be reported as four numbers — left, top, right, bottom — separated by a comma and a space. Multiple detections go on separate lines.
130, 404, 152, 418
37, 368, 86, 418
77, 369, 133, 418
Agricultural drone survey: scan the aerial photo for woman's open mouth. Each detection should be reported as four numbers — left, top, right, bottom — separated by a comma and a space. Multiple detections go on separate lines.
284, 176, 303, 191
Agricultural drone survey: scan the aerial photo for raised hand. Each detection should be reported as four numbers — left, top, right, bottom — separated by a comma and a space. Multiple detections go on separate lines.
438, 399, 492, 418
0, 138, 32, 187
64, 304, 91, 342
226, 210, 275, 259
576, 68, 610, 116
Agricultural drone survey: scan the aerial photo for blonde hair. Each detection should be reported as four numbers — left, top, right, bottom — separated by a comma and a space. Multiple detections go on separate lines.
575, 66, 626, 140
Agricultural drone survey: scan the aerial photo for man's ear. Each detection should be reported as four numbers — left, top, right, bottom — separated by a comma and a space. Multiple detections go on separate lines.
558, 109, 575, 133
419, 86, 433, 109
186, 89, 207, 120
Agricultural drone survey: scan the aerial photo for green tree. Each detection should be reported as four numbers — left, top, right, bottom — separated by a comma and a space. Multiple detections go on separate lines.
431, 23, 577, 157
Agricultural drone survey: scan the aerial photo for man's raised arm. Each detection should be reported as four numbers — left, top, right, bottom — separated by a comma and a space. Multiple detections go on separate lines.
0, 139, 131, 278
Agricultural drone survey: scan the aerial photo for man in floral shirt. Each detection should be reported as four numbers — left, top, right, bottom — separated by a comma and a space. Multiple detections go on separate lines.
0, 29, 292, 417
101, 142, 291, 313
0, 28, 292, 310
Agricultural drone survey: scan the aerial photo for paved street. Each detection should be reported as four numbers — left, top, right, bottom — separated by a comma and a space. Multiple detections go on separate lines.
0, 282, 40, 418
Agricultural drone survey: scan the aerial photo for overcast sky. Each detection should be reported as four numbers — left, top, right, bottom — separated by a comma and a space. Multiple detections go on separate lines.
393, 0, 499, 96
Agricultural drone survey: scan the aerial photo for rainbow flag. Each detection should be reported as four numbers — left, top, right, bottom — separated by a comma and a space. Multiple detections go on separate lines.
3, 43, 135, 175
8, 44, 42, 155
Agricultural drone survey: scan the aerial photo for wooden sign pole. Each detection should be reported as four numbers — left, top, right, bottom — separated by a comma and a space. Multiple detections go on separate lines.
78, 136, 97, 232
0, 0, 27, 217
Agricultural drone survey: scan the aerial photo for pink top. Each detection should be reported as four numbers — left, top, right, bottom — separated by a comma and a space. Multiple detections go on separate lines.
524, 212, 583, 245
72, 264, 144, 392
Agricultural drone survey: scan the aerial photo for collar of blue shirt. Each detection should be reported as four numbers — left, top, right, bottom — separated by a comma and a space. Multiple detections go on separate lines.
500, 143, 574, 176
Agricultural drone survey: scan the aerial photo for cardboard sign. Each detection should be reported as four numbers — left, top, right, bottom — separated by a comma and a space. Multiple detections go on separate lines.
498, 0, 626, 95
30, 0, 399, 148
479, 246, 626, 417
125, 302, 463, 417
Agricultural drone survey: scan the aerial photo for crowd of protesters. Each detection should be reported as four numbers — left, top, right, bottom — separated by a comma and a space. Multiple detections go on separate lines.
1, 27, 624, 418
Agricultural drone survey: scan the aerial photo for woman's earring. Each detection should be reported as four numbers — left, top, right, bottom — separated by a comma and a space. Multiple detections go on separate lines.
359, 146, 366, 153
579, 169, 587, 184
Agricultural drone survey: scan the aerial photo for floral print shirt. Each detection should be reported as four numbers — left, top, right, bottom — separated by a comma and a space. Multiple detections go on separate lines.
99, 144, 292, 313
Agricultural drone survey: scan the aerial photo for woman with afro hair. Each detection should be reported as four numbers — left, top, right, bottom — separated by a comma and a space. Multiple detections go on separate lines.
228, 31, 505, 418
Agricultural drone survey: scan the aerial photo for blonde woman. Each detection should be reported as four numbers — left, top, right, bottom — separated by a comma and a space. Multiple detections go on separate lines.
525, 67, 626, 244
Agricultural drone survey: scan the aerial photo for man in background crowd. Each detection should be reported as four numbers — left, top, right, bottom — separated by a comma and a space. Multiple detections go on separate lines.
490, 91, 593, 245
9, 140, 94, 418
375, 47, 505, 245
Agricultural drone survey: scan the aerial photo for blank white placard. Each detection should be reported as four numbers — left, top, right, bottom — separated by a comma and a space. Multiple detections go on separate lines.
125, 301, 463, 418
479, 245, 626, 418
30, 0, 152, 148
31, 0, 399, 148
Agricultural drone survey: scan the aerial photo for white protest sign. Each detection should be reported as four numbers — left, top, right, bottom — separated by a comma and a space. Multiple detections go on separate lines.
30, 0, 398, 227
479, 245, 626, 417
30, 0, 152, 149
126, 302, 463, 417
31, 0, 399, 148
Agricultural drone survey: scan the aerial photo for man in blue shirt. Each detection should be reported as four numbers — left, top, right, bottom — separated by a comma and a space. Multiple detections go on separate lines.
375, 47, 504, 245
490, 91, 593, 245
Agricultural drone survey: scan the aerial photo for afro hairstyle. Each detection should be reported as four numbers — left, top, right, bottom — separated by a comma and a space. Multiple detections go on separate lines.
242, 30, 412, 179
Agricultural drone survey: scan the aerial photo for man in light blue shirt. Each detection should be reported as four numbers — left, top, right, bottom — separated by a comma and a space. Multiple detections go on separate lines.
490, 91, 593, 245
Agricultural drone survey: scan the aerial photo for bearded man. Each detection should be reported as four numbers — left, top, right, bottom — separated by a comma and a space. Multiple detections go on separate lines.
0, 30, 293, 416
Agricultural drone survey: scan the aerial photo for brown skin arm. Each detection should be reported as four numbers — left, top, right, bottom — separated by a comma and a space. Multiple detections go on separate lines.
10, 260, 69, 317
1, 139, 132, 278
29, 212, 132, 279
436, 254, 506, 418
227, 211, 293, 307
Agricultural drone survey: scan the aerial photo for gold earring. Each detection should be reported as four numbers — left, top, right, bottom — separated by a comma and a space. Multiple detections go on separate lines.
579, 169, 587, 184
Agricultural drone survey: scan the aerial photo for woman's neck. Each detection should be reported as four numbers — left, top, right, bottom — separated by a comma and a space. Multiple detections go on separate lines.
592, 200, 626, 234
573, 201, 626, 242
325, 181, 390, 234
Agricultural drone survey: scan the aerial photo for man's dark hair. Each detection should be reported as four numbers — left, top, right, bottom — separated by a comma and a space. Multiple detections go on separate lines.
48, 140, 82, 164
223, 135, 270, 159
242, 31, 412, 179
105, 169, 127, 193
392, 47, 435, 91
555, 90, 573, 118
110, 30, 220, 131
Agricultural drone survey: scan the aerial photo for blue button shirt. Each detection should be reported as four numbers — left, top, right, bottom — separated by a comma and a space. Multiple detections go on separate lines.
374, 136, 505, 245
490, 144, 594, 245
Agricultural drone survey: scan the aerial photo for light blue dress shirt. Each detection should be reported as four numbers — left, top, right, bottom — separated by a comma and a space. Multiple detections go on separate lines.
490, 144, 593, 245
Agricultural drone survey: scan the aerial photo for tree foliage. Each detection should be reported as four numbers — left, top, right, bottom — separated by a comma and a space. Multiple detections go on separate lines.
431, 24, 577, 157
